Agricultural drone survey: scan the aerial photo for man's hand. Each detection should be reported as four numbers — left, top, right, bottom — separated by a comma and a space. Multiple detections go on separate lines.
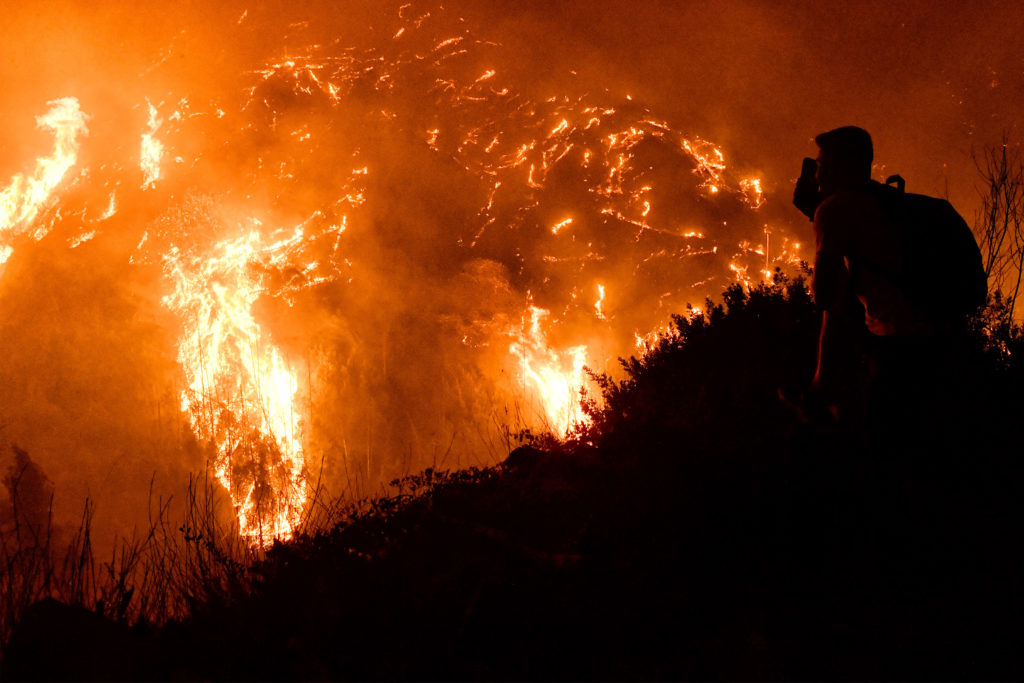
793, 157, 820, 220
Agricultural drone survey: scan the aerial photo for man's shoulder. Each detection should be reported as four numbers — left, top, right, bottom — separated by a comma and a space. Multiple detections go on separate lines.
814, 185, 886, 224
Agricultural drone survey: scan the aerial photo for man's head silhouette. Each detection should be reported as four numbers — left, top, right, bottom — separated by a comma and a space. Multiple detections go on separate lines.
815, 126, 872, 196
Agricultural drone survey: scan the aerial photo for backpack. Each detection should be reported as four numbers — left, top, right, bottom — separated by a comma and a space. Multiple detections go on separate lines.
856, 176, 987, 325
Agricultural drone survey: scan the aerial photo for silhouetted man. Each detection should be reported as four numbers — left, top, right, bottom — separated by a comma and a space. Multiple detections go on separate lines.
794, 128, 996, 675
798, 126, 984, 439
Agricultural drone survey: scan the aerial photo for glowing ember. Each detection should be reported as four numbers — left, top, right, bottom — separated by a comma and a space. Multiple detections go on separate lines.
551, 217, 574, 234
740, 178, 765, 209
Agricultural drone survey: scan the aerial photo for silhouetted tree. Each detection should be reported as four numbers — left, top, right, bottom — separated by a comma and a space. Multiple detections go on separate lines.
975, 136, 1024, 317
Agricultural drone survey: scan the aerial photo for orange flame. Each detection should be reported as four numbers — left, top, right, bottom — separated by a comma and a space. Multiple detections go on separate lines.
510, 304, 591, 437
141, 100, 164, 189
161, 221, 307, 546
0, 98, 88, 264
740, 177, 765, 209
594, 283, 607, 320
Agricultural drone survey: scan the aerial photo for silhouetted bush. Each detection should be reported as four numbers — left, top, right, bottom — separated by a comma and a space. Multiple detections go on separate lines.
590, 271, 819, 452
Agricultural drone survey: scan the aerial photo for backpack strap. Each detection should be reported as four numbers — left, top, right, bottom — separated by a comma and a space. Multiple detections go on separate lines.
885, 174, 906, 193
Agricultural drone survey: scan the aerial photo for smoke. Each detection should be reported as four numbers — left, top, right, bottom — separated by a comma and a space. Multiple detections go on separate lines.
0, 0, 1019, 544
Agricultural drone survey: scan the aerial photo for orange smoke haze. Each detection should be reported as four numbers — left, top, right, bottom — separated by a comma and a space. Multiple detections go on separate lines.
0, 0, 1020, 545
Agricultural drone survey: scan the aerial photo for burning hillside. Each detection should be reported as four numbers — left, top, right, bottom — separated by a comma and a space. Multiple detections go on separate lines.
0, 1, 803, 545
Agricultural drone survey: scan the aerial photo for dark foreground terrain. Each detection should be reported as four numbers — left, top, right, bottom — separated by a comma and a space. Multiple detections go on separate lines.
4, 276, 1023, 680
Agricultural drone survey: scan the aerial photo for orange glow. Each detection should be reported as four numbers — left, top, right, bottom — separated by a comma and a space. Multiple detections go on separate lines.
161, 221, 307, 547
510, 304, 591, 437
141, 100, 164, 189
595, 283, 607, 320
740, 177, 765, 209
551, 217, 573, 234
634, 322, 673, 354
0, 4, 818, 553
0, 98, 88, 264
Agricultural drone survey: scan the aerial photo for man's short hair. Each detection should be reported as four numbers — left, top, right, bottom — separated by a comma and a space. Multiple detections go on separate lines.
815, 126, 873, 174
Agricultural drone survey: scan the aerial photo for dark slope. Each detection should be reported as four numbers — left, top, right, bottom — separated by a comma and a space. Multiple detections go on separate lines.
6, 275, 1024, 681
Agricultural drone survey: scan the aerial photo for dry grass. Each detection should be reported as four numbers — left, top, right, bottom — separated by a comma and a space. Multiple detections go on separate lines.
0, 456, 314, 652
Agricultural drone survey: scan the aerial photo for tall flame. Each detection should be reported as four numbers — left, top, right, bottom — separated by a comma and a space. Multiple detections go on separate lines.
0, 98, 88, 264
510, 304, 591, 437
161, 221, 306, 546
141, 100, 164, 190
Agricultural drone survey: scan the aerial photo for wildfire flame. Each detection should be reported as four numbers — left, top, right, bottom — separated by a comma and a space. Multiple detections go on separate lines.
141, 100, 164, 190
160, 217, 307, 546
510, 304, 591, 437
595, 283, 607, 320
0, 2, 809, 548
0, 98, 88, 264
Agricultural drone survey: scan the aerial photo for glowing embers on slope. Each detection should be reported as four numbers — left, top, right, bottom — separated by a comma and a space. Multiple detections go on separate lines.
0, 98, 88, 264
510, 302, 591, 437
161, 219, 307, 546
236, 17, 779, 444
